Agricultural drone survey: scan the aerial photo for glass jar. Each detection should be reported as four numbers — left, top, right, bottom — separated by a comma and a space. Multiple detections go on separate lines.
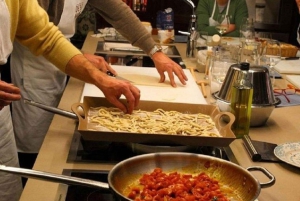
255, 3, 265, 23
240, 18, 255, 43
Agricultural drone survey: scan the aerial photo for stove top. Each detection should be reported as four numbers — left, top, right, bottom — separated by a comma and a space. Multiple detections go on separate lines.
67, 126, 229, 164
59, 170, 113, 201
59, 126, 229, 201
67, 127, 138, 163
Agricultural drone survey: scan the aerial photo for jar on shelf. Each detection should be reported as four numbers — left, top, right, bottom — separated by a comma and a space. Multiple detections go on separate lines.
255, 3, 266, 23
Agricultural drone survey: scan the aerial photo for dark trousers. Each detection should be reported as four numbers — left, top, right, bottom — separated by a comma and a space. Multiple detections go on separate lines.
17, 152, 38, 187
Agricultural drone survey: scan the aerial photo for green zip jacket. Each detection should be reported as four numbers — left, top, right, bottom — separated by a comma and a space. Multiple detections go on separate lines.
196, 0, 248, 37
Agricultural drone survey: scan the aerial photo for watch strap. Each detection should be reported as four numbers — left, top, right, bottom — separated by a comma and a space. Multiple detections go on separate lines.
149, 45, 162, 58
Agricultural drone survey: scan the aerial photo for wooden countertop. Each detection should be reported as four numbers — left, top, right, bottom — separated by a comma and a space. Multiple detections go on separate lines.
19, 32, 300, 201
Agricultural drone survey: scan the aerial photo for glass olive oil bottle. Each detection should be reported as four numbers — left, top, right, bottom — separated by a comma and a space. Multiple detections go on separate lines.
230, 62, 253, 138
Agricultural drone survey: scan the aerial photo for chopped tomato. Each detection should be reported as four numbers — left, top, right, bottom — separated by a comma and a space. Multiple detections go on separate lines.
127, 168, 230, 201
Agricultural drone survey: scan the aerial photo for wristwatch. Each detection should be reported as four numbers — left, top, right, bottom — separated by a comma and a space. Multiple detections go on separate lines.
149, 45, 162, 58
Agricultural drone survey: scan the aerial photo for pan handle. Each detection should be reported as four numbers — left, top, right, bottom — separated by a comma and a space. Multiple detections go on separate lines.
247, 166, 276, 188
24, 98, 78, 120
71, 103, 86, 122
0, 165, 109, 190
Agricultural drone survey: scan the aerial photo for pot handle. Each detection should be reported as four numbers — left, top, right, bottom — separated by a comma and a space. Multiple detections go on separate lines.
0, 165, 109, 190
71, 103, 86, 122
247, 166, 276, 188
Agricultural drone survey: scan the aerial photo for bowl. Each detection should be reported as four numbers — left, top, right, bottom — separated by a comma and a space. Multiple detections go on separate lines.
214, 63, 280, 127
215, 97, 279, 127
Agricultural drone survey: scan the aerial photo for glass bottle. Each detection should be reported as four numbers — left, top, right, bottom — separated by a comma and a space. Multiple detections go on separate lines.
240, 18, 255, 44
206, 50, 216, 104
230, 62, 253, 138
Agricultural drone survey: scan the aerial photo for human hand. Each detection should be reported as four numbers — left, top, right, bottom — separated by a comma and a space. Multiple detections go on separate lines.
84, 54, 139, 113
0, 81, 21, 110
151, 52, 188, 87
83, 53, 117, 75
95, 75, 140, 114
296, 0, 300, 12
226, 24, 236, 34
66, 54, 140, 114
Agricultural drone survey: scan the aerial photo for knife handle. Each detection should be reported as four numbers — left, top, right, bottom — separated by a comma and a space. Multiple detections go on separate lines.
285, 57, 299, 60
126, 57, 139, 66
106, 70, 116, 77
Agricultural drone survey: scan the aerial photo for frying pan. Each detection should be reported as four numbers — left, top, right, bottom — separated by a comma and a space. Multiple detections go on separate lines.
0, 152, 275, 201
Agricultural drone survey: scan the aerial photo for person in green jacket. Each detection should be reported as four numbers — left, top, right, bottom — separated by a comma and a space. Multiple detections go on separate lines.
196, 0, 249, 37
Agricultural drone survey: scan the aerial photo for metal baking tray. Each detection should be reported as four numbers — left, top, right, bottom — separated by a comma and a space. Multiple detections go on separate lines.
95, 41, 181, 58
71, 97, 236, 147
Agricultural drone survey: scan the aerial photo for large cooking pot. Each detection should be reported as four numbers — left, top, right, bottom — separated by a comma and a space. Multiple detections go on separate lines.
0, 153, 275, 201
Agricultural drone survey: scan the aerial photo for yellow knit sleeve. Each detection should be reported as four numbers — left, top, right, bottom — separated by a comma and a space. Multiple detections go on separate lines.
11, 0, 82, 72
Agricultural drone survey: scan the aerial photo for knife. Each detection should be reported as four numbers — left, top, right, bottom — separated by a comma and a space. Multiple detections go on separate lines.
106, 70, 133, 83
282, 57, 299, 60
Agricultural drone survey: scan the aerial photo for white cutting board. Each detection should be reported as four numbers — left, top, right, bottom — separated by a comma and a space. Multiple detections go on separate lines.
274, 59, 300, 74
80, 65, 207, 104
286, 75, 300, 88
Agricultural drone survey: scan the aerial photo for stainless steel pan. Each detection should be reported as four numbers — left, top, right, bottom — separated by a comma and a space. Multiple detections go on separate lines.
0, 153, 275, 201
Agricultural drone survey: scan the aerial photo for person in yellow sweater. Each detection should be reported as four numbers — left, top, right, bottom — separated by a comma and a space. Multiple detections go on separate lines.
0, 0, 159, 200
9, 1, 188, 184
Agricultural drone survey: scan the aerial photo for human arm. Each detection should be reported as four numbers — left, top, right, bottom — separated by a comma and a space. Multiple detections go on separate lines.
65, 54, 140, 113
296, 0, 300, 13
7, 0, 139, 113
87, 0, 188, 87
223, 0, 248, 37
196, 0, 220, 35
83, 53, 117, 75
196, 0, 248, 37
